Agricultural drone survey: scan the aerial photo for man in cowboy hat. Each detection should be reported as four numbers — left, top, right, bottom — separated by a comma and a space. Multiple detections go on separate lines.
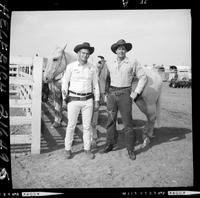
100, 39, 147, 160
62, 42, 100, 159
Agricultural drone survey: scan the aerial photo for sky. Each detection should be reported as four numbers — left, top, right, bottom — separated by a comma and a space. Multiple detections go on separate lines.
10, 10, 191, 67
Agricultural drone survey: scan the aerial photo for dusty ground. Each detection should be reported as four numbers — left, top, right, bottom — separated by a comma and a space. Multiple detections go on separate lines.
11, 82, 193, 188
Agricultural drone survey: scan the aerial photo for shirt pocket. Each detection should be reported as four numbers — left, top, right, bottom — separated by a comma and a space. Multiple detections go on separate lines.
84, 68, 93, 80
121, 64, 133, 75
71, 68, 81, 80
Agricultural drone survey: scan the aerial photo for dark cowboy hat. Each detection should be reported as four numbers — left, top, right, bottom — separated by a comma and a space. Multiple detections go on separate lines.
111, 39, 132, 54
74, 42, 94, 54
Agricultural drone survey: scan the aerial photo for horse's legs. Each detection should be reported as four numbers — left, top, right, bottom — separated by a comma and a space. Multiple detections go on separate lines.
145, 103, 156, 138
135, 98, 156, 147
54, 95, 62, 124
90, 108, 99, 147
52, 82, 62, 125
91, 110, 99, 139
47, 82, 53, 102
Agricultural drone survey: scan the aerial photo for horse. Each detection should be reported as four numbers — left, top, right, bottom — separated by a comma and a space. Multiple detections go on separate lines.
43, 45, 77, 127
132, 67, 162, 147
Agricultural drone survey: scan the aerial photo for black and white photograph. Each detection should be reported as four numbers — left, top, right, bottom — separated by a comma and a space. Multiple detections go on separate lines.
7, 9, 193, 190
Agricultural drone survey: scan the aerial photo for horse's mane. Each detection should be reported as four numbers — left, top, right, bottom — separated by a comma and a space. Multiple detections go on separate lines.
51, 50, 77, 79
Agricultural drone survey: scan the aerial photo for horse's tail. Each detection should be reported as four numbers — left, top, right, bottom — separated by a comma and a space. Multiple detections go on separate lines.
156, 85, 162, 128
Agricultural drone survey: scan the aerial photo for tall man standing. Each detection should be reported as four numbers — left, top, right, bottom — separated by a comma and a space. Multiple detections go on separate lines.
101, 39, 147, 160
62, 42, 100, 159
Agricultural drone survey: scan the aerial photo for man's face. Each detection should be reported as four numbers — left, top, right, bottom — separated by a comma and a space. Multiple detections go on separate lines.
78, 49, 90, 63
116, 45, 127, 59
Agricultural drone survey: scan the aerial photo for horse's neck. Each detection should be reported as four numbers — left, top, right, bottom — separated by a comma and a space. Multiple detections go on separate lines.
56, 52, 76, 76
65, 52, 77, 65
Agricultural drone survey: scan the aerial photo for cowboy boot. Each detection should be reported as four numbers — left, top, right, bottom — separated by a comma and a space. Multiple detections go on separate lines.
100, 144, 114, 154
127, 149, 136, 160
84, 150, 95, 159
65, 150, 72, 159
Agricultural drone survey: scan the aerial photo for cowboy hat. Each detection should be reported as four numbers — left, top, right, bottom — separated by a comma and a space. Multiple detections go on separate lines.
74, 42, 94, 54
111, 39, 132, 54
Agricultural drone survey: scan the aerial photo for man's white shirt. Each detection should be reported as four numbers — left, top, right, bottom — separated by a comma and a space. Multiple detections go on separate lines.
61, 60, 100, 101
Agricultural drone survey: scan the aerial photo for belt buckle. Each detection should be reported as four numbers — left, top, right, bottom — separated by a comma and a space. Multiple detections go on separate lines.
115, 90, 124, 96
80, 96, 86, 101
115, 92, 121, 96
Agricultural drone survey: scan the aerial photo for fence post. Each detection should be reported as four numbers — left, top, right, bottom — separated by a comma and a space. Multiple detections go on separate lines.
31, 57, 43, 154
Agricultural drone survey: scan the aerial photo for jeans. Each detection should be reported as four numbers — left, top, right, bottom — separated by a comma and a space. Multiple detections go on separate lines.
106, 87, 136, 151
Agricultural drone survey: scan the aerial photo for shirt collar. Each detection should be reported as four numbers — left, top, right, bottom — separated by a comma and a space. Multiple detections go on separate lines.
77, 60, 88, 66
114, 57, 129, 64
77, 61, 92, 70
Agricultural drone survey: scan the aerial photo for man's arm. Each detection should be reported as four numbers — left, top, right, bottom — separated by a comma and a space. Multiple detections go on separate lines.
92, 66, 100, 111
61, 64, 72, 99
130, 60, 147, 101
92, 66, 100, 101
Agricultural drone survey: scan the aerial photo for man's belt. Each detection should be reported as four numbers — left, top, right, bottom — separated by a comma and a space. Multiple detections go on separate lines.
109, 86, 131, 91
69, 90, 92, 96
69, 94, 94, 101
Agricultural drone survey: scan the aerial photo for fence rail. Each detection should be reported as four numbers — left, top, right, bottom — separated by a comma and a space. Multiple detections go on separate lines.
9, 56, 44, 154
9, 99, 32, 108
10, 77, 33, 85
10, 135, 32, 144
10, 116, 32, 125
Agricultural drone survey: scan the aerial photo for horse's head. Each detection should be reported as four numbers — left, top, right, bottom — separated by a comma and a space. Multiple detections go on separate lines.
43, 45, 76, 83
97, 57, 106, 71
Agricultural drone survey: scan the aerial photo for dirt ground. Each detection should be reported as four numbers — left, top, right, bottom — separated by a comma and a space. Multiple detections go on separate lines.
11, 82, 193, 188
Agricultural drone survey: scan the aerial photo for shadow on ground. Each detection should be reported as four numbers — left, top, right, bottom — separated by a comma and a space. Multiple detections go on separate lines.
41, 104, 192, 156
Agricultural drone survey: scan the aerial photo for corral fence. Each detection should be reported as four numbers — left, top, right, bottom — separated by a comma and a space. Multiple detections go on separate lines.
9, 56, 46, 154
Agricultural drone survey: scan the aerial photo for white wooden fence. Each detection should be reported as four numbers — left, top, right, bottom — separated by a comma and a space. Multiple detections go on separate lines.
9, 56, 44, 154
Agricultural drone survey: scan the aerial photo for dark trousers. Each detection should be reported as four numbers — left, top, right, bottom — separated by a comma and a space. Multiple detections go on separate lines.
106, 87, 136, 151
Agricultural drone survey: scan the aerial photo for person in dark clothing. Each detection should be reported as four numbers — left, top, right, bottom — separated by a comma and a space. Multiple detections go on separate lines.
100, 39, 147, 160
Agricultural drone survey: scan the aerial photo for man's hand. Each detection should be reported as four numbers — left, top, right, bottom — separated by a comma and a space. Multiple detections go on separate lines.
104, 94, 108, 104
130, 92, 139, 102
62, 90, 67, 98
94, 101, 100, 111
62, 90, 70, 103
